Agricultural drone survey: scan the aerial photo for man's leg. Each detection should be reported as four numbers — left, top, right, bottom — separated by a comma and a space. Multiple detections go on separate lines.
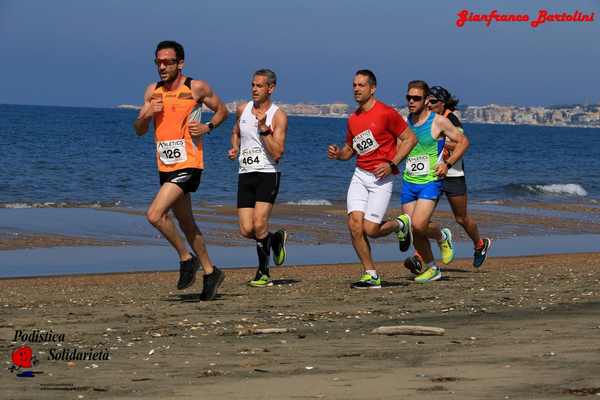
253, 201, 274, 279
363, 219, 398, 238
348, 211, 374, 269
238, 208, 255, 239
409, 199, 438, 264
172, 192, 224, 299
348, 211, 382, 289
409, 199, 443, 282
426, 221, 444, 241
146, 183, 190, 261
172, 193, 214, 275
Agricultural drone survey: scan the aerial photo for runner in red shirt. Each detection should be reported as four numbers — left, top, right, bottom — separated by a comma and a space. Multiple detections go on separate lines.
328, 70, 417, 289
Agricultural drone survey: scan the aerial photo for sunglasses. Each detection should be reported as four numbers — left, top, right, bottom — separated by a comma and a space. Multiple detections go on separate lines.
406, 95, 423, 102
154, 58, 178, 66
428, 98, 441, 105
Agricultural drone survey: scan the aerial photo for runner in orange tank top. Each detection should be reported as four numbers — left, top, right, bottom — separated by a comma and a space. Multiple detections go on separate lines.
134, 41, 228, 300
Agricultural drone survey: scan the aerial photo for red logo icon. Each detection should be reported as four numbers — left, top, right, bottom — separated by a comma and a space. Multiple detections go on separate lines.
12, 346, 33, 368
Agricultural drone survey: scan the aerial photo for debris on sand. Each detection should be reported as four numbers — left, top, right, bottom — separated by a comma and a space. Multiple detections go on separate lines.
371, 325, 445, 336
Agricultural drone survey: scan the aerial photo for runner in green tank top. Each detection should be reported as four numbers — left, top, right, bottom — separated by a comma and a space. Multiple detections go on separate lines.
400, 81, 468, 283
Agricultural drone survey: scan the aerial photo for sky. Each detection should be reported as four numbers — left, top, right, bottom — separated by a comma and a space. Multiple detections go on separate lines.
1, 0, 599, 108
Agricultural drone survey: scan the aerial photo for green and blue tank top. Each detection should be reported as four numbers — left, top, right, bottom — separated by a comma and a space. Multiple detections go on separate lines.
403, 111, 445, 184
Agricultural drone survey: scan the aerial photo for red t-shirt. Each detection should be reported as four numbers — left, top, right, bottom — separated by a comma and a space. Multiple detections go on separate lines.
345, 101, 407, 173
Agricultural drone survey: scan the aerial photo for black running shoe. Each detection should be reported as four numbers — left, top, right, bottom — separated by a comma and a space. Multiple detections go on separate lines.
395, 214, 412, 253
200, 267, 225, 301
177, 255, 199, 290
403, 255, 424, 275
271, 229, 287, 266
473, 238, 492, 268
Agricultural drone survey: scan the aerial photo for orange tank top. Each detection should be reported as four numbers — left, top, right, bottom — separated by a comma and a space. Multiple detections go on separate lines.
153, 77, 204, 172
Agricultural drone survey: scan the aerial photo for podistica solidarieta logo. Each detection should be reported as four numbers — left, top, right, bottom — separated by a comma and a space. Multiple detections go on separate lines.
8, 329, 112, 378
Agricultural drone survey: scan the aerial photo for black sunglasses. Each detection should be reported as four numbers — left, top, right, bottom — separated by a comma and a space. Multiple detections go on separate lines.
154, 58, 178, 66
428, 98, 441, 105
406, 95, 423, 102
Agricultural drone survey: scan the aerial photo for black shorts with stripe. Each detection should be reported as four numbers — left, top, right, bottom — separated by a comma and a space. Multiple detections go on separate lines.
159, 168, 202, 193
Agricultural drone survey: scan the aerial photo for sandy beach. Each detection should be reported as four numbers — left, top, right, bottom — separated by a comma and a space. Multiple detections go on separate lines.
2, 252, 600, 399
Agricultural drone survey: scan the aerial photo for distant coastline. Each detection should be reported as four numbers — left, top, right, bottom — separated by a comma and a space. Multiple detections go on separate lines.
116, 101, 600, 128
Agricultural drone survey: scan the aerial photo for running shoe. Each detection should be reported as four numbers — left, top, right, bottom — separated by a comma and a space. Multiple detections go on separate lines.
351, 273, 382, 289
403, 254, 424, 275
271, 229, 288, 266
414, 266, 442, 283
199, 267, 225, 301
177, 254, 200, 290
395, 214, 412, 252
248, 271, 273, 288
438, 228, 455, 265
473, 238, 492, 268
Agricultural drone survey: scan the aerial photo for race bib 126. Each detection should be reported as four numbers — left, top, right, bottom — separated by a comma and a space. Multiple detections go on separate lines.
157, 139, 187, 165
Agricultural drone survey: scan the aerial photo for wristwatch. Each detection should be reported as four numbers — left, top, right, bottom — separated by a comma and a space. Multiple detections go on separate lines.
387, 160, 399, 174
205, 121, 215, 133
445, 161, 453, 169
259, 127, 273, 136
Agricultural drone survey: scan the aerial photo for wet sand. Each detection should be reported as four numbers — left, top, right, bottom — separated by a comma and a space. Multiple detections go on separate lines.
2, 253, 600, 399
3, 201, 600, 251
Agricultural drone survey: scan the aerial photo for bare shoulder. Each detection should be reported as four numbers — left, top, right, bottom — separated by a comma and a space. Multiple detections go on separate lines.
434, 113, 452, 127
273, 107, 288, 132
236, 102, 249, 116
274, 106, 288, 120
143, 82, 158, 99
190, 79, 213, 97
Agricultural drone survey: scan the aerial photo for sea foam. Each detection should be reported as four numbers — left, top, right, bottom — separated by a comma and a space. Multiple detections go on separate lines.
525, 183, 588, 196
286, 199, 333, 206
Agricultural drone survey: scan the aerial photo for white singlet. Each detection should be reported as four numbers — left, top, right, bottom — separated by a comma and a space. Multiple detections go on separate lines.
238, 101, 280, 174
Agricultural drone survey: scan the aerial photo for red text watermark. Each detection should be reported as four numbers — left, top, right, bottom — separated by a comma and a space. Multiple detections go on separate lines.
456, 10, 595, 28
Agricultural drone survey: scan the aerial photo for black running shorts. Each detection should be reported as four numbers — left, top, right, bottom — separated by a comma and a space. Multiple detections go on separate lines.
441, 176, 467, 197
237, 172, 281, 208
159, 168, 202, 193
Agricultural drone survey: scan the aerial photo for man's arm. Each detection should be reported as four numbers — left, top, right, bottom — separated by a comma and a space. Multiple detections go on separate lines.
133, 83, 158, 136
434, 115, 469, 177
372, 126, 417, 178
228, 103, 246, 160
327, 143, 354, 161
259, 109, 287, 161
189, 80, 229, 136
392, 126, 417, 165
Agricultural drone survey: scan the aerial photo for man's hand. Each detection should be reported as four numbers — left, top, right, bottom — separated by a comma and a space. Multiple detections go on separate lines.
188, 121, 210, 137
253, 108, 268, 132
435, 162, 449, 178
327, 144, 340, 160
373, 162, 392, 179
228, 147, 239, 160
150, 95, 163, 114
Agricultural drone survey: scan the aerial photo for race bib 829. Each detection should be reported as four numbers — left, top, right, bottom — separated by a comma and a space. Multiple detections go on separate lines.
352, 129, 380, 155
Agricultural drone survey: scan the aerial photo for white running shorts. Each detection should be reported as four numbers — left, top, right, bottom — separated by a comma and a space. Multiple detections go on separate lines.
346, 167, 393, 224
